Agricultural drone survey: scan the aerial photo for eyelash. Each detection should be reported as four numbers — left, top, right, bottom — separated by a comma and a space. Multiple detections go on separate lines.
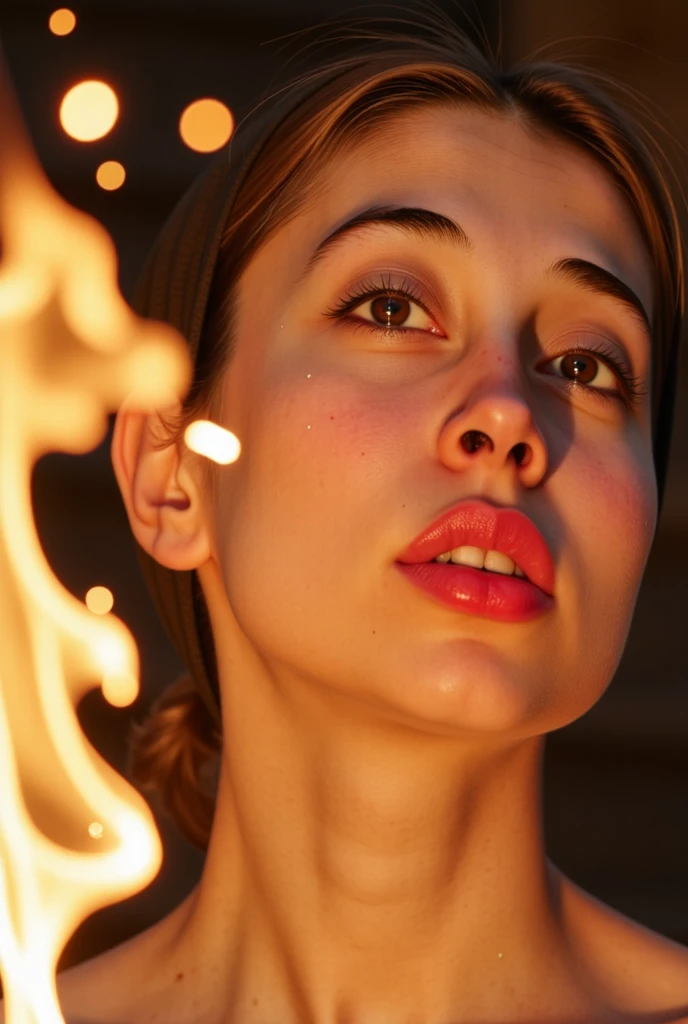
324, 280, 647, 406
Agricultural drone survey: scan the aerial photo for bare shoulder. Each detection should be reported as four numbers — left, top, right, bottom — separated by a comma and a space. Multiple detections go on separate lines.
53, 896, 191, 1024
555, 868, 688, 1022
56, 912, 184, 1024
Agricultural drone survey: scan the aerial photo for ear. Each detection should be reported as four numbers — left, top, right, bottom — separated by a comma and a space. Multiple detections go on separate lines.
111, 399, 212, 571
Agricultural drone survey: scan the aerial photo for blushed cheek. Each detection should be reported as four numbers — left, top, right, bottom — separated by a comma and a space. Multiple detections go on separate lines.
567, 438, 656, 605
252, 371, 417, 498
603, 443, 655, 549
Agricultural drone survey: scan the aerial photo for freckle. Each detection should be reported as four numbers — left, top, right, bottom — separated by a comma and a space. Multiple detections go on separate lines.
361, 451, 365, 456
372, 630, 376, 634
497, 356, 502, 362
175, 971, 184, 981
330, 415, 334, 420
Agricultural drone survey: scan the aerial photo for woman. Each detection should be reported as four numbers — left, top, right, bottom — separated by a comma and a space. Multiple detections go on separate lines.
59, 14, 688, 1024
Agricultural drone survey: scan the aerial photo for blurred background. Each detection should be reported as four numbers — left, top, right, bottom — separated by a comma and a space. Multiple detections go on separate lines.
0, 0, 686, 968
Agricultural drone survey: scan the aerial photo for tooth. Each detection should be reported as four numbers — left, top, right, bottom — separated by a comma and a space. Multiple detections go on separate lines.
514, 566, 526, 578
484, 550, 515, 575
450, 545, 485, 569
435, 551, 452, 562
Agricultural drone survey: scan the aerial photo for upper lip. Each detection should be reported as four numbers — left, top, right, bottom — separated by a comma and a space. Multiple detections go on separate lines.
395, 499, 556, 596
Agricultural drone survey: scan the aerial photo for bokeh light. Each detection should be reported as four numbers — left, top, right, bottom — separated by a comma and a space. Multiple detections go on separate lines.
60, 80, 119, 142
49, 8, 76, 36
96, 160, 126, 191
179, 98, 233, 153
88, 822, 104, 840
85, 585, 114, 615
184, 419, 241, 464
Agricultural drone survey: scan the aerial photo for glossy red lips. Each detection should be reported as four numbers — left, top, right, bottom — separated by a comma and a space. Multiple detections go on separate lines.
395, 499, 556, 622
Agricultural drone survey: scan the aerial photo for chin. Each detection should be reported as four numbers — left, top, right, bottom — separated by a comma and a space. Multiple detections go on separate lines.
343, 636, 580, 740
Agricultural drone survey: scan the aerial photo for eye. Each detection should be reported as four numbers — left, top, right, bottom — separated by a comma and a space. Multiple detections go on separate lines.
551, 351, 616, 389
546, 345, 646, 405
325, 280, 445, 337
352, 292, 441, 333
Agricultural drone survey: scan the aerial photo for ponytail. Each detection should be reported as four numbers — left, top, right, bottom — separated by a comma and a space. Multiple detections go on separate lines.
129, 674, 221, 849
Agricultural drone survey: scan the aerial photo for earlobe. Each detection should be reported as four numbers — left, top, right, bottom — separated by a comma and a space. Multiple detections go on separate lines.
111, 400, 212, 571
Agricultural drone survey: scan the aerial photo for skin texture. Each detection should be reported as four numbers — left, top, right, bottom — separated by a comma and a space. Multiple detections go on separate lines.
55, 106, 688, 1023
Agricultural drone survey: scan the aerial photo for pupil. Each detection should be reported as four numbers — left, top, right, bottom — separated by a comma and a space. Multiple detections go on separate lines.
371, 295, 409, 327
563, 352, 596, 384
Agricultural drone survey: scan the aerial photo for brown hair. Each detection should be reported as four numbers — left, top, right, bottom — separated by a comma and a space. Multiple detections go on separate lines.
130, 14, 684, 849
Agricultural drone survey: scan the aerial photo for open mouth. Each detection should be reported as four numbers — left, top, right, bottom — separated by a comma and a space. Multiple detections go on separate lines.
429, 544, 527, 580
394, 499, 555, 621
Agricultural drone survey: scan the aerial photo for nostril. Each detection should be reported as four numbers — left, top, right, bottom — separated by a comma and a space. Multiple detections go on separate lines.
460, 430, 492, 454
512, 442, 531, 467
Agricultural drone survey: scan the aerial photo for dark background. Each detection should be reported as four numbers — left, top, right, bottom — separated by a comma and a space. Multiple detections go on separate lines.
0, 0, 686, 968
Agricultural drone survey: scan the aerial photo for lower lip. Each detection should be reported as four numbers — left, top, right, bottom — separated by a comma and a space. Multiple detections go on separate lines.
395, 562, 555, 622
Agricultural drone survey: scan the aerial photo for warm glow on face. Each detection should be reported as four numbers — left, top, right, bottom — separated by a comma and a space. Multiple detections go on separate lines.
85, 585, 114, 615
0, 53, 191, 1023
185, 419, 241, 464
179, 98, 233, 153
60, 80, 119, 142
96, 160, 126, 191
48, 8, 76, 36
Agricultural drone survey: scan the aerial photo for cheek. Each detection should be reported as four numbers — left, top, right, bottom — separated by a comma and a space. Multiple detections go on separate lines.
246, 370, 415, 503
552, 432, 656, 704
214, 368, 414, 620
567, 436, 656, 576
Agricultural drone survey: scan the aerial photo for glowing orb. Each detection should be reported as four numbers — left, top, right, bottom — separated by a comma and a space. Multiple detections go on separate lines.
96, 160, 126, 191
85, 586, 114, 615
49, 8, 76, 35
60, 81, 119, 142
184, 419, 241, 464
179, 98, 233, 153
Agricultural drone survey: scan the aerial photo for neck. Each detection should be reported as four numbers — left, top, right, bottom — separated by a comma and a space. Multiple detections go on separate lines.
171, 678, 588, 1022
162, 562, 592, 1023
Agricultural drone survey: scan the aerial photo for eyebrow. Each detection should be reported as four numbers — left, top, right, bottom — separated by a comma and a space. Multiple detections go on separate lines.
300, 205, 471, 279
547, 257, 651, 335
300, 204, 651, 334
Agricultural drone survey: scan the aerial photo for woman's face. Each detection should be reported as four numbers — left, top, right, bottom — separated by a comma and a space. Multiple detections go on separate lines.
207, 104, 656, 737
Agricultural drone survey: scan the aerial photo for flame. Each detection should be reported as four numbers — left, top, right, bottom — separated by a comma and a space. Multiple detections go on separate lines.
179, 98, 233, 153
0, 53, 193, 1022
59, 81, 118, 142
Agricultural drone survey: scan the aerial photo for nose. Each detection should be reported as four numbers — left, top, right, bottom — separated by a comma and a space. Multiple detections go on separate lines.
437, 386, 548, 489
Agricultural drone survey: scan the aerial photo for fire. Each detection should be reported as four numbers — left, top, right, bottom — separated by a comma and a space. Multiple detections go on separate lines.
0, 53, 191, 1023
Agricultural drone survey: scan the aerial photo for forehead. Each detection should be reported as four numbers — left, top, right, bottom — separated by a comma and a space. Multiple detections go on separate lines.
261, 104, 652, 314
